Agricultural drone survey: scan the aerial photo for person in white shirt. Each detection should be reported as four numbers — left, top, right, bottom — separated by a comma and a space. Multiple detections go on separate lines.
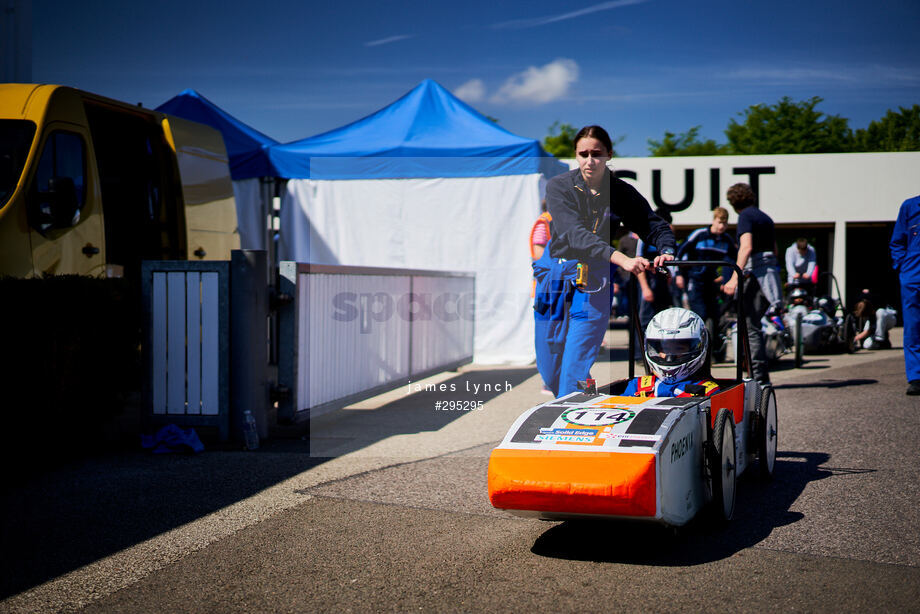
853, 293, 897, 350
785, 238, 817, 284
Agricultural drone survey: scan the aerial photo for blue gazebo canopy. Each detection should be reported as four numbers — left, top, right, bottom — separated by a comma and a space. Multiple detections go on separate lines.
267, 79, 567, 180
156, 89, 278, 180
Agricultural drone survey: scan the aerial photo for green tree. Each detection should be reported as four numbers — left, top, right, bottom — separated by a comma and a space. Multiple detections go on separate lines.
724, 96, 852, 154
648, 125, 728, 156
542, 122, 578, 158
542, 122, 622, 158
852, 105, 920, 152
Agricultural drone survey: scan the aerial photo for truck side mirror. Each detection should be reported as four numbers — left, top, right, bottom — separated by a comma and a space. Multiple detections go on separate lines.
29, 176, 81, 235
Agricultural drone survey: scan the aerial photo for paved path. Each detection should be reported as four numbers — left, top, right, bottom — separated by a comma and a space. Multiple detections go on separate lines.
2, 330, 917, 612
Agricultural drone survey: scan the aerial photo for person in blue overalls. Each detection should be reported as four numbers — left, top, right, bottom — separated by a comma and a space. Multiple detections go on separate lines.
534, 125, 676, 398
890, 194, 920, 396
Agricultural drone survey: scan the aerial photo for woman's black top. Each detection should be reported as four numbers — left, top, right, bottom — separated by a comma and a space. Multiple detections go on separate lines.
545, 168, 675, 263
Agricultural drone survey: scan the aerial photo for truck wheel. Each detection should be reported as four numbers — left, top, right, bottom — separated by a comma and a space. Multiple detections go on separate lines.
757, 386, 778, 479
710, 408, 737, 522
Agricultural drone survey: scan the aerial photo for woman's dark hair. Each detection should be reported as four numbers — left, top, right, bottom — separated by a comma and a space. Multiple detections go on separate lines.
574, 125, 613, 155
854, 298, 874, 319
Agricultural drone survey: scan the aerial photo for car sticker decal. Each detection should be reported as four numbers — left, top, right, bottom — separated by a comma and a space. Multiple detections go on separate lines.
510, 406, 572, 443
618, 439, 657, 448
504, 395, 695, 451
655, 397, 704, 406
625, 408, 675, 435
560, 393, 604, 404
561, 407, 637, 427
590, 396, 646, 407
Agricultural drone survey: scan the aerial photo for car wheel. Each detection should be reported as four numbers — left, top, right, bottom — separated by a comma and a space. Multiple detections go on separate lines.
710, 408, 736, 522
757, 385, 778, 479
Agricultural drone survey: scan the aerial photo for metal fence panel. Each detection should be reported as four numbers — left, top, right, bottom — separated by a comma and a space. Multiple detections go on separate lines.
142, 261, 230, 440
410, 274, 475, 376
278, 263, 474, 422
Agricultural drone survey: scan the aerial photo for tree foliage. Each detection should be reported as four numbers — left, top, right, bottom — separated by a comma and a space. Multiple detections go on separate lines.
647, 125, 728, 156
852, 105, 920, 152
565, 97, 917, 158
724, 96, 852, 154
542, 122, 578, 158
542, 121, 622, 158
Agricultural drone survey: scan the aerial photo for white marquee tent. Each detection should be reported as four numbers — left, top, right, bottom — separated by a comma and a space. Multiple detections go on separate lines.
269, 80, 567, 363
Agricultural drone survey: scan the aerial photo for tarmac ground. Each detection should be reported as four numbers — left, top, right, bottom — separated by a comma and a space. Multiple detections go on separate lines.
1, 327, 917, 613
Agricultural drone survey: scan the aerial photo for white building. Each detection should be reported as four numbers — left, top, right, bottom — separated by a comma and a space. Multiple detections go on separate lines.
567, 152, 919, 308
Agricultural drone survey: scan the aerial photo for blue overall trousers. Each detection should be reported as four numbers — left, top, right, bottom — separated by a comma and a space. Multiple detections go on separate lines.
533, 242, 611, 397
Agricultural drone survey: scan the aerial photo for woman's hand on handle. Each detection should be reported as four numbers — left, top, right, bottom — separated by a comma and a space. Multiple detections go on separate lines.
652, 253, 675, 269
620, 256, 651, 275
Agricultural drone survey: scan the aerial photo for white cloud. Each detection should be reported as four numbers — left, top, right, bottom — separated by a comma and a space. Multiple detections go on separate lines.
492, 0, 649, 29
491, 59, 579, 105
726, 63, 920, 86
364, 34, 413, 47
453, 79, 486, 103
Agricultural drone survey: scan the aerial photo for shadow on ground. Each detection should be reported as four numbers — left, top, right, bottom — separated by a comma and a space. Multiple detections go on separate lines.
531, 450, 836, 565
0, 366, 536, 600
773, 378, 878, 390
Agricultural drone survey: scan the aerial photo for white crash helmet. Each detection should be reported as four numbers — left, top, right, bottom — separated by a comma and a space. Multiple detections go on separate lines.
644, 307, 708, 383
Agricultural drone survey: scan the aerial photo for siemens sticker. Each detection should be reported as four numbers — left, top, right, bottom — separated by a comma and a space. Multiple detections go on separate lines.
535, 427, 599, 443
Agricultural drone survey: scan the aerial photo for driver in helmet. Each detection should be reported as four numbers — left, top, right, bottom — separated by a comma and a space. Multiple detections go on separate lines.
624, 307, 720, 397
788, 286, 813, 309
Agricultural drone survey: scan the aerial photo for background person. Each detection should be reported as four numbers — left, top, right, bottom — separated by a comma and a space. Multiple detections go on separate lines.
785, 237, 817, 286
635, 208, 677, 340
889, 195, 920, 395
676, 206, 738, 334
530, 200, 551, 262
530, 201, 554, 395
721, 183, 782, 385
611, 230, 638, 319
534, 125, 675, 397
853, 292, 896, 350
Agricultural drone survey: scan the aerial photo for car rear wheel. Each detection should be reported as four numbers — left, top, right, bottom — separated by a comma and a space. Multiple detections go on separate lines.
757, 385, 778, 479
710, 408, 736, 522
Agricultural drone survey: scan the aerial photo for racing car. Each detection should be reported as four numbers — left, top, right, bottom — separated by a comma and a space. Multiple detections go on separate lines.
488, 261, 778, 526
785, 275, 857, 358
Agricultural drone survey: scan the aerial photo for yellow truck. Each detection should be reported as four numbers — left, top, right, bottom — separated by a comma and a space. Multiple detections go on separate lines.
0, 83, 240, 279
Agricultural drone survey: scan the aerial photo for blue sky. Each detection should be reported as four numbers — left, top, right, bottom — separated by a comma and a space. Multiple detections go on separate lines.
33, 0, 920, 157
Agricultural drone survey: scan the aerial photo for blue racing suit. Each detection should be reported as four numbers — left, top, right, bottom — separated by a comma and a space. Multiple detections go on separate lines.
890, 195, 920, 382
533, 243, 611, 397
623, 375, 720, 397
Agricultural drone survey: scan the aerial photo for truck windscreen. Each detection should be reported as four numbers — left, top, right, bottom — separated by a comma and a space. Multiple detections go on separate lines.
0, 120, 37, 209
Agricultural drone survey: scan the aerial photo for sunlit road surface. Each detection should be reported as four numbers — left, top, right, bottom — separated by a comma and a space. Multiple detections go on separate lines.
2, 329, 917, 613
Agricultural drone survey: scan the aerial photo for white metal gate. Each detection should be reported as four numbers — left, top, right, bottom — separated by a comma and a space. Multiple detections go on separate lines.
278, 262, 474, 422
142, 261, 230, 440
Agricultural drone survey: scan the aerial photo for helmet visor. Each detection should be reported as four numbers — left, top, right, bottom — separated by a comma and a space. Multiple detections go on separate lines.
646, 336, 704, 366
